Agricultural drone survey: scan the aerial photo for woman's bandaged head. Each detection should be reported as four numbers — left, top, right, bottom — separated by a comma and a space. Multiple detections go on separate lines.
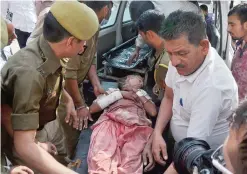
118, 75, 144, 90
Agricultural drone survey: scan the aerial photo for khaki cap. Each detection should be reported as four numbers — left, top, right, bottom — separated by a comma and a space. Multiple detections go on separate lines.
50, 1, 99, 41
1, 17, 8, 49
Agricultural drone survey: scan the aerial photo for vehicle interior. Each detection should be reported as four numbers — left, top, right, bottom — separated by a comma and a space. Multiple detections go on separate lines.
95, 1, 233, 99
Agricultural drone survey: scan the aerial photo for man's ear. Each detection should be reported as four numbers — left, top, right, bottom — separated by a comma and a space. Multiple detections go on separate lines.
243, 21, 247, 31
66, 36, 74, 47
100, 5, 108, 18
199, 39, 210, 56
146, 30, 155, 39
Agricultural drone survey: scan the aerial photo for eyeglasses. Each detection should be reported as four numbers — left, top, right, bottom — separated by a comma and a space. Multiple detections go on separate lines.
211, 144, 233, 174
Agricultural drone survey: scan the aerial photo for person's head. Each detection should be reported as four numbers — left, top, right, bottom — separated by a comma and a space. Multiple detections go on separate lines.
223, 100, 247, 174
43, 1, 98, 58
136, 10, 165, 48
227, 3, 247, 41
6, 22, 16, 45
160, 10, 209, 76
83, 1, 113, 23
118, 75, 144, 91
1, 17, 8, 49
1, 18, 16, 49
200, 4, 208, 16
129, 1, 155, 22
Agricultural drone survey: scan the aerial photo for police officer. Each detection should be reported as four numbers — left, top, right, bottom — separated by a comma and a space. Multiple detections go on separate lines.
1, 1, 98, 173
133, 10, 169, 101
57, 1, 112, 158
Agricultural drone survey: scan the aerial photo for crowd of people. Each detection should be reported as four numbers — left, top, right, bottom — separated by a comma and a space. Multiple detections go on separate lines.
0, 0, 247, 174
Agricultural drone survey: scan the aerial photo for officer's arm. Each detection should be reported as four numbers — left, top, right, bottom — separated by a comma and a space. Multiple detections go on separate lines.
88, 64, 102, 91
64, 57, 86, 108
10, 68, 77, 173
14, 130, 77, 174
65, 79, 86, 107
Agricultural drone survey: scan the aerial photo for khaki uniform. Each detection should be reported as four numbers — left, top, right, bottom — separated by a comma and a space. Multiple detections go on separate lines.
58, 30, 99, 157
1, 35, 65, 165
153, 49, 170, 100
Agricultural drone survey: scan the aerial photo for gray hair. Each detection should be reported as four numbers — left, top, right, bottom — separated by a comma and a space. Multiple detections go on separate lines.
160, 10, 207, 46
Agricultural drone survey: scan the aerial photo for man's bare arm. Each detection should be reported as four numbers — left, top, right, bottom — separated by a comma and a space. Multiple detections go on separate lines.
88, 65, 101, 88
14, 130, 77, 174
65, 79, 85, 107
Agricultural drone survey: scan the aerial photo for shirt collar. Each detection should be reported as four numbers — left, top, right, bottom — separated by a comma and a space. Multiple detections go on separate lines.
177, 46, 213, 83
38, 35, 61, 75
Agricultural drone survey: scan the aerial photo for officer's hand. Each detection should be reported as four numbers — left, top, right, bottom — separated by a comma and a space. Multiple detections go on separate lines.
10, 166, 34, 174
143, 140, 155, 172
152, 131, 168, 166
127, 50, 139, 66
38, 142, 58, 155
77, 107, 93, 130
93, 85, 105, 97
65, 98, 78, 129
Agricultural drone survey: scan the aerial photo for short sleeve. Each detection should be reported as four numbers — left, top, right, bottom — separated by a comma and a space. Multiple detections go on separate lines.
165, 62, 174, 88
64, 56, 81, 79
10, 68, 45, 130
187, 87, 222, 141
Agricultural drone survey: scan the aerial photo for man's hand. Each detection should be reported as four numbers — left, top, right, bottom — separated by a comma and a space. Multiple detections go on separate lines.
127, 50, 140, 66
152, 131, 168, 166
10, 166, 34, 174
64, 91, 78, 129
143, 141, 155, 172
93, 85, 105, 97
38, 142, 57, 155
121, 91, 139, 102
77, 107, 93, 130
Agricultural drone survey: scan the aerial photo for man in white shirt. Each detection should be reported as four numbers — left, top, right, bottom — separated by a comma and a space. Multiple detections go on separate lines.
1, 0, 37, 48
127, 1, 200, 65
148, 11, 239, 173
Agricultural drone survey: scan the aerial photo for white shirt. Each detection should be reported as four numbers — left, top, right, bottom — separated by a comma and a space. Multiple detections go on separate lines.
136, 1, 200, 48
1, 0, 37, 33
165, 47, 238, 149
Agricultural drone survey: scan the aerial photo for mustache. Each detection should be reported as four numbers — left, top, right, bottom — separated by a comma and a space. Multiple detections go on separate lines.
175, 64, 185, 68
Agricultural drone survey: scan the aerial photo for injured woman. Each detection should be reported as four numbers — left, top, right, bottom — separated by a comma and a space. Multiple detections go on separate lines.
87, 75, 157, 174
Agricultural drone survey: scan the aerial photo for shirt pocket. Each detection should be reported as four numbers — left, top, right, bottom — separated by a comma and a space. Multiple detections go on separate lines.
179, 97, 191, 121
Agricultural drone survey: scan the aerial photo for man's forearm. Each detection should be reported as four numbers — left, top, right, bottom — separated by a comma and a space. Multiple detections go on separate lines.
65, 79, 85, 107
154, 96, 173, 134
88, 65, 101, 88
17, 142, 76, 174
14, 131, 77, 174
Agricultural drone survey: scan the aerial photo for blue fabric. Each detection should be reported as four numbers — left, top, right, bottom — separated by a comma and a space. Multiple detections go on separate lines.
71, 128, 92, 174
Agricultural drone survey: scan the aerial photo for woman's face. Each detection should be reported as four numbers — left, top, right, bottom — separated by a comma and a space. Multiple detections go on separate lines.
122, 75, 143, 91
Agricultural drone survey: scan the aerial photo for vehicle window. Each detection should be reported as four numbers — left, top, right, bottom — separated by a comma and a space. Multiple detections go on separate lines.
122, 1, 131, 23
101, 1, 121, 29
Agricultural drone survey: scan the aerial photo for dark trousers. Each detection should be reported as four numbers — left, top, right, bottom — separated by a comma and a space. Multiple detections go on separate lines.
15, 29, 31, 48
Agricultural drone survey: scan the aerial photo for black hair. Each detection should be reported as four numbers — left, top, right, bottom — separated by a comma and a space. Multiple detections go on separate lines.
228, 3, 247, 24
200, 4, 208, 13
160, 10, 207, 46
84, 1, 113, 12
43, 12, 71, 43
129, 1, 155, 22
136, 10, 164, 34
